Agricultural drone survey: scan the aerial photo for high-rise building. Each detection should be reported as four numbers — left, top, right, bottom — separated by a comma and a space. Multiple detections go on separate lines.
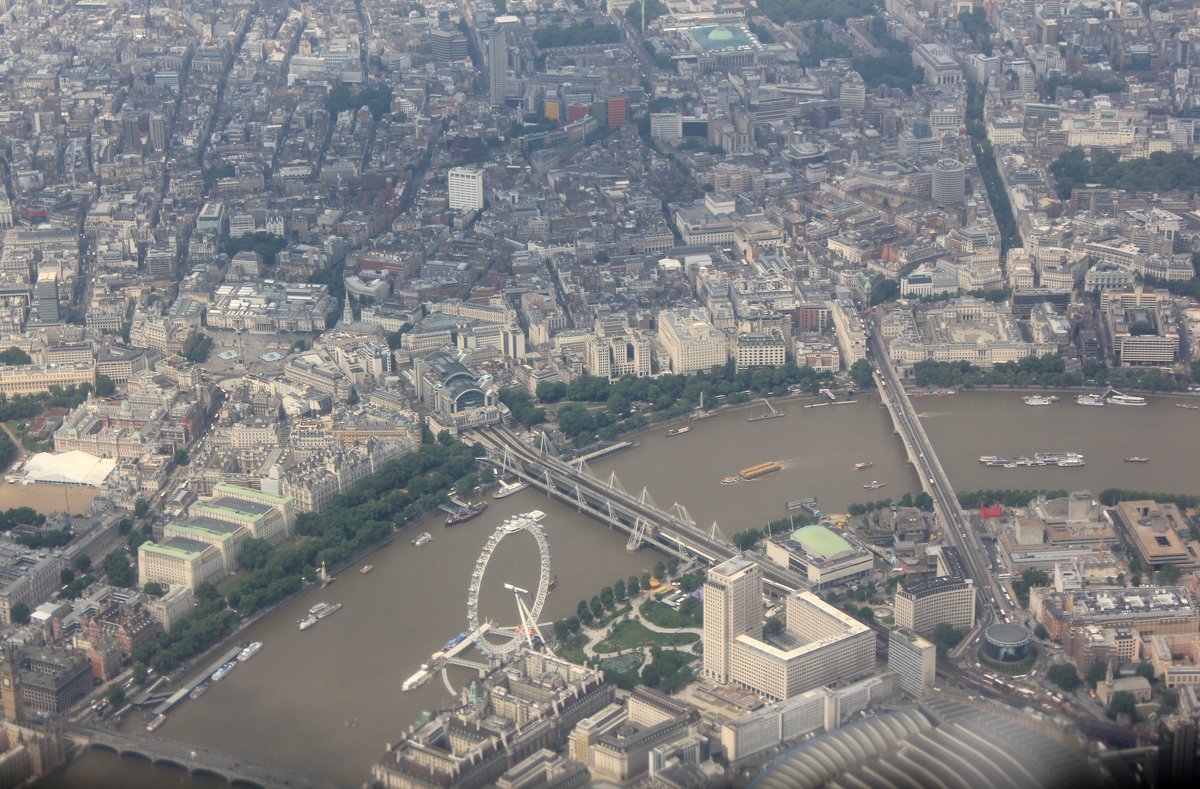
488, 22, 510, 106
145, 245, 175, 278
894, 575, 976, 633
606, 95, 627, 127
839, 77, 866, 112
447, 167, 484, 212
933, 158, 967, 207
703, 556, 762, 683
149, 114, 167, 152
1158, 717, 1198, 788
650, 112, 683, 142
121, 111, 140, 150
429, 30, 468, 62
888, 628, 936, 698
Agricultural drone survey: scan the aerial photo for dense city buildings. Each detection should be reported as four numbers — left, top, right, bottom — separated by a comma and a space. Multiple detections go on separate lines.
0, 0, 1197, 783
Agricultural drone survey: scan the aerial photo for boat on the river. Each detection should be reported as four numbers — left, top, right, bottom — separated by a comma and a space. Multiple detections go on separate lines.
1175, 403, 1199, 410
1108, 391, 1147, 406
237, 642, 262, 662
493, 479, 528, 499
146, 714, 166, 732
666, 425, 691, 437
740, 461, 782, 480
402, 666, 432, 692
211, 661, 236, 682
863, 480, 887, 490
1023, 395, 1059, 406
1124, 457, 1150, 463
298, 615, 317, 631
445, 502, 487, 526
1075, 393, 1105, 406
1036, 452, 1086, 467
443, 632, 469, 651
188, 682, 208, 700
412, 532, 432, 547
359, 565, 374, 574
721, 476, 739, 485
854, 462, 873, 471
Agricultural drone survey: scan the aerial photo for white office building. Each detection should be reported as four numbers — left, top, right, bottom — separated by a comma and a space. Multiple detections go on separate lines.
657, 308, 728, 375
448, 167, 484, 212
703, 557, 762, 684
888, 628, 936, 698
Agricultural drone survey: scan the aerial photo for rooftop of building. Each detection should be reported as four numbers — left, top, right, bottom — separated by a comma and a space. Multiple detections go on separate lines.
787, 525, 855, 561
1071, 586, 1195, 617
710, 555, 758, 579
211, 481, 291, 505
899, 574, 974, 598
141, 537, 213, 560
750, 700, 1099, 789
194, 496, 273, 518
167, 517, 246, 540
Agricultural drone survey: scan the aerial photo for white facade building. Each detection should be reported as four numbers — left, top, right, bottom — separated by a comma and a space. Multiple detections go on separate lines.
447, 167, 484, 212
657, 308, 728, 375
703, 557, 762, 684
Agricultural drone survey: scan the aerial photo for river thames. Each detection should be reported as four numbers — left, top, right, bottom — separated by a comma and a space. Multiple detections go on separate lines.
36, 390, 1200, 787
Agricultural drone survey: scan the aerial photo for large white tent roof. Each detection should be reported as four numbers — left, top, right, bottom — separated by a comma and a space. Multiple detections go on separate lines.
18, 451, 116, 488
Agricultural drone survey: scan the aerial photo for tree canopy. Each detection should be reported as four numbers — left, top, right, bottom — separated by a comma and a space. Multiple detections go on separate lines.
103, 549, 136, 588
927, 623, 965, 656
758, 0, 878, 25
799, 22, 850, 67
326, 84, 394, 120
1044, 74, 1126, 100
533, 363, 836, 446
0, 347, 32, 365
625, 0, 667, 27
223, 232, 286, 267
1051, 149, 1200, 199
533, 21, 620, 49
1108, 690, 1139, 721
853, 18, 924, 93
958, 8, 993, 56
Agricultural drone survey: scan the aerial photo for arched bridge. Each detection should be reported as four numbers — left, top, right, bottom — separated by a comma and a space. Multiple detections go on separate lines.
64, 721, 340, 789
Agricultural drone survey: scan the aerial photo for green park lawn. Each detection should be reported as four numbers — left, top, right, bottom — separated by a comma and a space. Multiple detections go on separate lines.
593, 620, 699, 654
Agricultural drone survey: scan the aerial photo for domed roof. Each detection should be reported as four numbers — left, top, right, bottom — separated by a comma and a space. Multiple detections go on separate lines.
984, 622, 1030, 645
707, 26, 735, 41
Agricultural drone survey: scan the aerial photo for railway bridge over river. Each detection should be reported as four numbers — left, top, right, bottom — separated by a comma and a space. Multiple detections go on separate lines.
469, 426, 809, 594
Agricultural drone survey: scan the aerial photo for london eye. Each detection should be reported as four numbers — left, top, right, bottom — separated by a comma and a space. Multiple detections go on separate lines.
466, 512, 552, 656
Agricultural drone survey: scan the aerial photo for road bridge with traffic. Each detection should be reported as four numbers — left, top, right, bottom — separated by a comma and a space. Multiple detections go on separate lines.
867, 327, 1012, 652
63, 720, 339, 789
